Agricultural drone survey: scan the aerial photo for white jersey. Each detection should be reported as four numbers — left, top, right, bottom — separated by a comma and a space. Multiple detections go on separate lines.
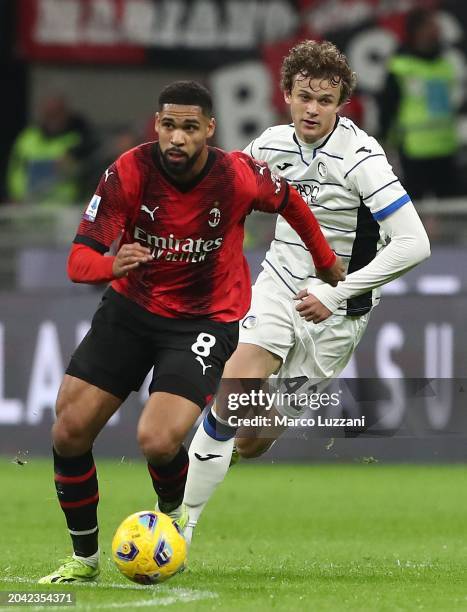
245, 116, 411, 316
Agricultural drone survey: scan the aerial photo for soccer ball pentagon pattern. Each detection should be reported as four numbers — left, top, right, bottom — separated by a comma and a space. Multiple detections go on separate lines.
112, 511, 187, 584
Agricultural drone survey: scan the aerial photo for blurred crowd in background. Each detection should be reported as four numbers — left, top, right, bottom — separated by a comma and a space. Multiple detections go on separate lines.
1, 1, 466, 243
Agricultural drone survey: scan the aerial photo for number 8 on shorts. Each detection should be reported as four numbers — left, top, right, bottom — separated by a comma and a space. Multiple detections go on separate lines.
191, 333, 216, 357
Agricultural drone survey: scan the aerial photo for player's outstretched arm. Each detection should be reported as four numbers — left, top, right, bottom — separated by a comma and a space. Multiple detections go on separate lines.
296, 203, 430, 321
244, 153, 342, 284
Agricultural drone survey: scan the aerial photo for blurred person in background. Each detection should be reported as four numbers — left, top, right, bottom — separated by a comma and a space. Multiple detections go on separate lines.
379, 7, 460, 200
85, 126, 141, 193
6, 94, 97, 206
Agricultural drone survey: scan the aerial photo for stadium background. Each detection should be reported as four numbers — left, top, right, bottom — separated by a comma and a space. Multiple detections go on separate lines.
0, 0, 466, 462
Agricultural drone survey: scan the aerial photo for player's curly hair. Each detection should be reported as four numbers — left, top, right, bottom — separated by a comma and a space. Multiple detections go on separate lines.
280, 40, 357, 104
159, 81, 213, 117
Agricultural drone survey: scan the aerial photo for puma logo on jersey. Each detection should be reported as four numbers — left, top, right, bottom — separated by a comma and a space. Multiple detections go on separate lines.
196, 355, 212, 375
104, 168, 114, 182
194, 453, 222, 461
356, 146, 372, 154
141, 205, 159, 221
277, 162, 293, 171
254, 162, 267, 175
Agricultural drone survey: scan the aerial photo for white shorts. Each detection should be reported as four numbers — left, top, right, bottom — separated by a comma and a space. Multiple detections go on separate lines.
239, 269, 370, 416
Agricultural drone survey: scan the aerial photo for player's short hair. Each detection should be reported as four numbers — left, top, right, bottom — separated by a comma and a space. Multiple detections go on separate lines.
158, 81, 213, 117
280, 40, 357, 105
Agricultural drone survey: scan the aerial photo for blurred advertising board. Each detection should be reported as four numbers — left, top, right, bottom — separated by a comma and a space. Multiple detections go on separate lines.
0, 289, 466, 461
18, 1, 466, 71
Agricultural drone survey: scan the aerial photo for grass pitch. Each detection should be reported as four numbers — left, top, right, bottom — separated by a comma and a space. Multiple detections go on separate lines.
0, 457, 466, 611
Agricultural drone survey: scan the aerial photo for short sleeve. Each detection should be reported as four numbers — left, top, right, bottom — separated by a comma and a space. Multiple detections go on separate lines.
74, 160, 133, 253
243, 137, 258, 159
244, 156, 289, 214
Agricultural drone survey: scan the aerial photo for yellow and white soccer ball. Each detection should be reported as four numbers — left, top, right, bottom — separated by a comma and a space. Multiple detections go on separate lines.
112, 511, 187, 584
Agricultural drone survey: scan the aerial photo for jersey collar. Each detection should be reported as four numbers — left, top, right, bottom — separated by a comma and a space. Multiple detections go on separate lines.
151, 143, 217, 193
293, 115, 340, 156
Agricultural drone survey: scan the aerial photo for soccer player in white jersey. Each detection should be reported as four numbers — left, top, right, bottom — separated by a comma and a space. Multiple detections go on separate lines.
183, 40, 430, 543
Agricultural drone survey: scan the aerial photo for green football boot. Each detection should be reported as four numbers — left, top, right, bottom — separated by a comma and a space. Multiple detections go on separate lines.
156, 502, 189, 534
38, 556, 99, 584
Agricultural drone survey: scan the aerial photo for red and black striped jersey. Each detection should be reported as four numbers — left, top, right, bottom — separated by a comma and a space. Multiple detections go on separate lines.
73, 143, 334, 322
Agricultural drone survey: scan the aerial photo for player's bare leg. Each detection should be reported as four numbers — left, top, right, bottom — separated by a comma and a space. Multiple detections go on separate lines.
39, 375, 122, 583
53, 375, 122, 456
184, 343, 283, 542
235, 404, 288, 458
137, 391, 201, 531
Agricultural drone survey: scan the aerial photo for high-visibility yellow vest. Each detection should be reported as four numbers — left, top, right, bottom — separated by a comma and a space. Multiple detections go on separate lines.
7, 126, 82, 204
389, 53, 457, 158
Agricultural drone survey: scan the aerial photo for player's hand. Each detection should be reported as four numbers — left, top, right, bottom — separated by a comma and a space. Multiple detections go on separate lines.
112, 242, 153, 278
294, 290, 332, 323
315, 255, 345, 287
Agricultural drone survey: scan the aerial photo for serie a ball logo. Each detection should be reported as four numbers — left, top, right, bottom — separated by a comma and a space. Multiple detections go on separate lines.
112, 511, 187, 584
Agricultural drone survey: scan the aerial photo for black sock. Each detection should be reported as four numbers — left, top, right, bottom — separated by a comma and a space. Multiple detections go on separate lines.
147, 445, 189, 514
53, 447, 99, 557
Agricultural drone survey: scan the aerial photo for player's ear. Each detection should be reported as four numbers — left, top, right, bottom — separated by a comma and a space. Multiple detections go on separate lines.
154, 112, 160, 135
336, 95, 347, 115
206, 117, 216, 139
335, 84, 345, 113
284, 90, 292, 105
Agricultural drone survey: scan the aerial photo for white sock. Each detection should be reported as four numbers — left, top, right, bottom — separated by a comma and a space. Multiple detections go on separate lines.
73, 548, 100, 568
184, 417, 235, 537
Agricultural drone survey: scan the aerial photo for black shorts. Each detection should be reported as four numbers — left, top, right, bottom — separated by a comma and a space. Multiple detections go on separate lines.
66, 288, 239, 409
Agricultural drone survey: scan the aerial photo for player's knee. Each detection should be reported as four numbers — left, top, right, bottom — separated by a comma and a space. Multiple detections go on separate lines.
137, 429, 180, 464
235, 437, 271, 459
52, 407, 92, 456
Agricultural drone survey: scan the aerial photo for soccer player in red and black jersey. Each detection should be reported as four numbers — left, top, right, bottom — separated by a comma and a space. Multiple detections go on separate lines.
39, 81, 344, 583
